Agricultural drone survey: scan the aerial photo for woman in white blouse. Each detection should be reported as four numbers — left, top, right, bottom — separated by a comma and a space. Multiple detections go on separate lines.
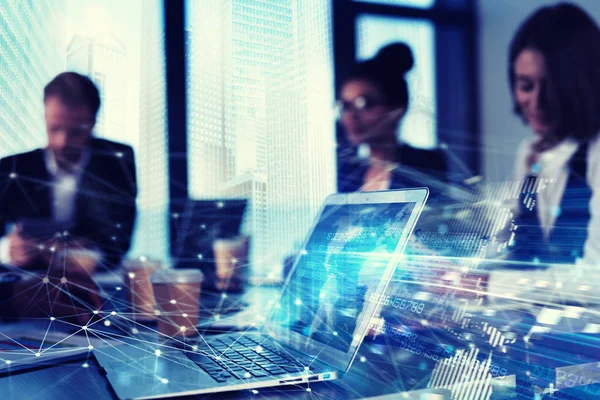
507, 3, 600, 265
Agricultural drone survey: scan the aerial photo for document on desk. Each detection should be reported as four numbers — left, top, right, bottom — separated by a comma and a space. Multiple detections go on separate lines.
0, 327, 114, 374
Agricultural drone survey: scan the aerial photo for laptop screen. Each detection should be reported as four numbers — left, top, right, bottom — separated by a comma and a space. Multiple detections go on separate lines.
268, 200, 418, 356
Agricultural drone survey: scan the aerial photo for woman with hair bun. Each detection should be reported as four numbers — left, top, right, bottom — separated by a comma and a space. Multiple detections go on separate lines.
336, 42, 448, 193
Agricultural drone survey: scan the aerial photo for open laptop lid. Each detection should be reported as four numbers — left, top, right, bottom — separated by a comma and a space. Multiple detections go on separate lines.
265, 188, 429, 372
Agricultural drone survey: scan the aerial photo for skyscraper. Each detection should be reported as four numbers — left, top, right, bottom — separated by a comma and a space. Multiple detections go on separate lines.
187, 0, 335, 277
0, 0, 66, 158
188, 0, 228, 199
134, 0, 169, 260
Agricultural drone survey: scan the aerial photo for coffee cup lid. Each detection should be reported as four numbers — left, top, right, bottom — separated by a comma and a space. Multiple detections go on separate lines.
151, 268, 203, 284
122, 258, 162, 270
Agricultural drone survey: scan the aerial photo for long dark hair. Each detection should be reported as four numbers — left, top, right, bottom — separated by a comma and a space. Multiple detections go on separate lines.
344, 42, 414, 109
509, 2, 600, 142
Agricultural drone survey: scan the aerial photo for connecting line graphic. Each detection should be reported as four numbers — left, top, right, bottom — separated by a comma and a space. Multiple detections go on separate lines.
36, 317, 57, 355
0, 330, 39, 355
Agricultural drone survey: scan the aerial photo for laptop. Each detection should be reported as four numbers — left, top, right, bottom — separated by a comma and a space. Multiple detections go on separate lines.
94, 188, 429, 399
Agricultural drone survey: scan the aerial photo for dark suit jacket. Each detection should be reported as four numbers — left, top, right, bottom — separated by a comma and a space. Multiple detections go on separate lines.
0, 138, 137, 269
337, 144, 448, 193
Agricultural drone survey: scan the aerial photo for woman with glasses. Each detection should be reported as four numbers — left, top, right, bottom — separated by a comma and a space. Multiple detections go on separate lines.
505, 3, 600, 265
336, 42, 448, 193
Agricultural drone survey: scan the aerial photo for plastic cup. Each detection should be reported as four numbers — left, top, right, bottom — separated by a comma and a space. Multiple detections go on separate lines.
212, 236, 249, 292
151, 269, 203, 337
123, 258, 161, 321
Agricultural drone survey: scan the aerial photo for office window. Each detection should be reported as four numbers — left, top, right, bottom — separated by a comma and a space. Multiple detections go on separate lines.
355, 0, 435, 8
186, 0, 336, 278
356, 15, 437, 149
0, 0, 169, 262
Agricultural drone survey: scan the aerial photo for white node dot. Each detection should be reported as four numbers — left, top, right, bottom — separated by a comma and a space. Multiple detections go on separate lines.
60, 277, 67, 284
360, 356, 366, 362
214, 314, 221, 320
115, 287, 122, 291
192, 345, 198, 351
93, 310, 99, 315
9, 172, 17, 179
301, 250, 307, 255
333, 331, 338, 336
255, 346, 263, 353
295, 299, 302, 306
50, 317, 55, 321
116, 152, 123, 158
50, 247, 56, 252
82, 363, 89, 368
231, 258, 238, 264
217, 201, 224, 208
128, 273, 135, 279
154, 309, 161, 315
104, 321, 111, 327
221, 293, 227, 299
161, 379, 168, 384
140, 256, 147, 262
180, 326, 187, 332
5, 360, 12, 365
111, 236, 117, 241
251, 390, 259, 394
111, 311, 117, 316
170, 299, 177, 304
35, 353, 40, 357
244, 372, 251, 378
88, 345, 93, 350
182, 313, 188, 318
155, 350, 162, 357
304, 366, 310, 371
306, 388, 312, 393
82, 326, 87, 330
197, 254, 203, 260
216, 356, 221, 360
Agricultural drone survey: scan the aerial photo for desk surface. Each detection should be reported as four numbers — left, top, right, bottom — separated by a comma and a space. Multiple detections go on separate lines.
1, 280, 599, 399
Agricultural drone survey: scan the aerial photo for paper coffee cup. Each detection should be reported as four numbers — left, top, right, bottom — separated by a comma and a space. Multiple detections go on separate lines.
151, 269, 203, 337
123, 258, 161, 321
212, 236, 249, 292
61, 249, 102, 275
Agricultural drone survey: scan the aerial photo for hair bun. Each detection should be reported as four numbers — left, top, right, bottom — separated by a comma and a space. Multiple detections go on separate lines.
374, 42, 414, 75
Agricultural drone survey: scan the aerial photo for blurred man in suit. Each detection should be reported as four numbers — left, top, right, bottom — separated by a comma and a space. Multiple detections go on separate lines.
0, 72, 137, 320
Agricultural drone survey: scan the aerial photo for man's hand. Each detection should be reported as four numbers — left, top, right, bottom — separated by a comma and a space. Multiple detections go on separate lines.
36, 236, 101, 274
6, 226, 37, 267
11, 270, 104, 325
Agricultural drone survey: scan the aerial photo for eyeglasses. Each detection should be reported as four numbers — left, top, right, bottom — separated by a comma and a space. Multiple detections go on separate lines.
335, 95, 384, 116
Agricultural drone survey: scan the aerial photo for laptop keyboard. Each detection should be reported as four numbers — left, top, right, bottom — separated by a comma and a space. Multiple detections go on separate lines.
185, 336, 307, 383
